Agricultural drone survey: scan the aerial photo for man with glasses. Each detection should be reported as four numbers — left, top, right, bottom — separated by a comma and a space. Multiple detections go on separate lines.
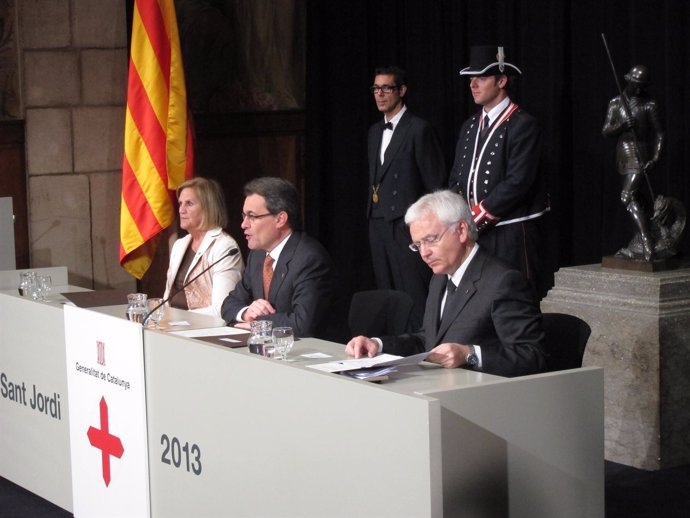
448, 46, 549, 299
367, 65, 446, 331
221, 177, 334, 337
346, 190, 546, 377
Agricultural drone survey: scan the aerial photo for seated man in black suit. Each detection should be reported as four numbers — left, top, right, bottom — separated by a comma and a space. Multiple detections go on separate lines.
346, 190, 546, 377
221, 177, 334, 337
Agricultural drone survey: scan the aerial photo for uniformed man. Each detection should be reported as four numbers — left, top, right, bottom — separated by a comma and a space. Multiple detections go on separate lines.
448, 45, 548, 298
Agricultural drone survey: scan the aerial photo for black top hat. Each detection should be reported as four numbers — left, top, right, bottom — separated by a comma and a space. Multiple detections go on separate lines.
459, 45, 522, 77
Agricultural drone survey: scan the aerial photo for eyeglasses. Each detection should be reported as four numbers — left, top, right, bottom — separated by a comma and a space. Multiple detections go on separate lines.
370, 84, 399, 94
241, 212, 273, 223
409, 226, 452, 253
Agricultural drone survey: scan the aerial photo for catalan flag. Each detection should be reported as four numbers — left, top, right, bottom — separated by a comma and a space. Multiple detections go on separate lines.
120, 0, 194, 279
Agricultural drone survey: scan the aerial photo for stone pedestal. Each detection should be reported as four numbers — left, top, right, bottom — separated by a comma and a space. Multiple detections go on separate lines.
542, 264, 690, 470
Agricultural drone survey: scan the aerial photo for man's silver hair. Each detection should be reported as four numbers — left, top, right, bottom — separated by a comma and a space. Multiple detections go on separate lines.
405, 190, 478, 241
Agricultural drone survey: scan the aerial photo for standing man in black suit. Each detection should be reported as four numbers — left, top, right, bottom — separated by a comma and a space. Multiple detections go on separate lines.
448, 46, 549, 298
347, 190, 546, 377
221, 177, 334, 337
367, 65, 447, 330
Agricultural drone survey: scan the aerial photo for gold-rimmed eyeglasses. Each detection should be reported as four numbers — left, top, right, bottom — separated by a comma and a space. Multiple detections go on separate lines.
409, 226, 452, 253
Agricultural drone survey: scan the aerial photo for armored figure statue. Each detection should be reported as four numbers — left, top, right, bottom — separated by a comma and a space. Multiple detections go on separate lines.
602, 65, 665, 261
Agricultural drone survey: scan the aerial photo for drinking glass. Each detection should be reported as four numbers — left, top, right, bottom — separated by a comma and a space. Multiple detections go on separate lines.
126, 293, 148, 323
272, 327, 294, 361
18, 271, 37, 298
146, 298, 165, 329
36, 275, 52, 301
247, 320, 273, 355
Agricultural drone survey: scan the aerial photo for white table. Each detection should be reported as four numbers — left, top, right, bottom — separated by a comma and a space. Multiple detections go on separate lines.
1, 288, 605, 517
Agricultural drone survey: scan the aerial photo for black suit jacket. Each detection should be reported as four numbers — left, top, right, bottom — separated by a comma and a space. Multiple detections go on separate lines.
367, 110, 446, 221
448, 106, 547, 224
221, 232, 334, 337
381, 248, 546, 377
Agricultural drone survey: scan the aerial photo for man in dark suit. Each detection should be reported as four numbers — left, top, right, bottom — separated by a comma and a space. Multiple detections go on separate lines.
367, 65, 447, 330
346, 190, 546, 377
448, 46, 549, 298
221, 177, 334, 337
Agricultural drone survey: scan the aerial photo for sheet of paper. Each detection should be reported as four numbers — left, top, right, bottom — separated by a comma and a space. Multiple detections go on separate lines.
169, 326, 245, 338
301, 352, 332, 359
219, 337, 243, 343
342, 366, 398, 379
168, 320, 191, 327
308, 352, 428, 373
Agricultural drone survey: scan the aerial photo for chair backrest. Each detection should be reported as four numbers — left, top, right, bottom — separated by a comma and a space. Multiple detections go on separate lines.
541, 312, 591, 371
348, 289, 414, 337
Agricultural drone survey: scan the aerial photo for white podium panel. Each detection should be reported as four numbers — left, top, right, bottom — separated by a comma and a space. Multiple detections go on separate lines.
427, 369, 604, 517
144, 334, 444, 518
144, 334, 605, 518
0, 292, 73, 512
64, 306, 150, 518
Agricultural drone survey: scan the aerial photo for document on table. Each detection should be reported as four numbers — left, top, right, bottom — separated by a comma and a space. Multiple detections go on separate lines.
169, 326, 251, 348
308, 352, 429, 374
169, 326, 247, 338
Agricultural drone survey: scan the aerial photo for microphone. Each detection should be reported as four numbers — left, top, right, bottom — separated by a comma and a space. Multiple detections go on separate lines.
142, 247, 240, 327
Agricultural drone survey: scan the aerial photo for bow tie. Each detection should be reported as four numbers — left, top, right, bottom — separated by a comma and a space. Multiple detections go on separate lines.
383, 121, 393, 130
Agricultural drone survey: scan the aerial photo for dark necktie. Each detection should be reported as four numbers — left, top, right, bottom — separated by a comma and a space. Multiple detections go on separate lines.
263, 254, 274, 299
480, 114, 490, 140
441, 278, 456, 320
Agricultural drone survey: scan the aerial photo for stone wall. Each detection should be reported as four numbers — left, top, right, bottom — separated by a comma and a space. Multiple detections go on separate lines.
19, 0, 135, 290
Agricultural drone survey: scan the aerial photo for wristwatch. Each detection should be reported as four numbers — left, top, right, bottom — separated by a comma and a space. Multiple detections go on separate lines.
465, 345, 479, 368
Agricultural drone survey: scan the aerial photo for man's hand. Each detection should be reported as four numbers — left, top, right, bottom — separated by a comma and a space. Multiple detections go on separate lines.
345, 336, 379, 358
426, 343, 472, 369
241, 299, 276, 322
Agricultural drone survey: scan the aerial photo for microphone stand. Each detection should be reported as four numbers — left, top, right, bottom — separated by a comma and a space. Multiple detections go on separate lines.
142, 248, 239, 327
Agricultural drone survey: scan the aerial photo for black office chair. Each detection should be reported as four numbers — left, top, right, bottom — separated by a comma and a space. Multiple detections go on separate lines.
348, 289, 414, 337
541, 312, 591, 371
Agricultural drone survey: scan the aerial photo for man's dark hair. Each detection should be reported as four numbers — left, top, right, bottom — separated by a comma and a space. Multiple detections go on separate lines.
374, 65, 407, 87
244, 176, 301, 230
494, 73, 517, 95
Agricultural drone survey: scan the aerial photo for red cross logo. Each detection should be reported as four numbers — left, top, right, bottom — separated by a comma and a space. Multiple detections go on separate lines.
87, 397, 125, 487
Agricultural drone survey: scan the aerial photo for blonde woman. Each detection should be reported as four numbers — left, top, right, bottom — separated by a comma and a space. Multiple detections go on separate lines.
164, 177, 244, 317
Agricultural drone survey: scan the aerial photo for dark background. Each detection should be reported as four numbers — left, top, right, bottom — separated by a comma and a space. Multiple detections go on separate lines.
304, 0, 689, 307
138, 0, 690, 338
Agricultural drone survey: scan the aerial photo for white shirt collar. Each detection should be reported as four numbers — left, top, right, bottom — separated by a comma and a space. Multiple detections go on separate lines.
266, 232, 292, 265
449, 243, 479, 287
384, 104, 407, 129
484, 96, 511, 125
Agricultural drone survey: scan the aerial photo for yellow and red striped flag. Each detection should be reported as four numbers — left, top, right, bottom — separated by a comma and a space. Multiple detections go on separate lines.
120, 0, 194, 279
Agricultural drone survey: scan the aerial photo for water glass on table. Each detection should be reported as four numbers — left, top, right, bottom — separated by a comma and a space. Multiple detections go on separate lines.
146, 298, 166, 329
272, 327, 294, 361
18, 271, 37, 298
36, 275, 52, 301
247, 320, 273, 356
126, 293, 148, 322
